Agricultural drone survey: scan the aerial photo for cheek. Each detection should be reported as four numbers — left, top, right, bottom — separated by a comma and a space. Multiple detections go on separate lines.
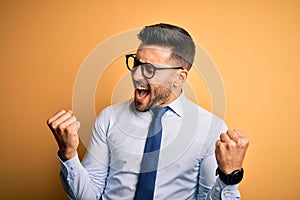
149, 72, 176, 87
150, 81, 173, 97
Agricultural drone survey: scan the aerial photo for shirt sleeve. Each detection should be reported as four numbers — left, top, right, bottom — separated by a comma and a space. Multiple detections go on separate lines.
196, 145, 241, 200
196, 121, 241, 200
57, 109, 111, 200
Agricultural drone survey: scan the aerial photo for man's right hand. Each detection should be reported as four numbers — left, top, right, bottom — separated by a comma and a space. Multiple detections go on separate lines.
47, 110, 81, 161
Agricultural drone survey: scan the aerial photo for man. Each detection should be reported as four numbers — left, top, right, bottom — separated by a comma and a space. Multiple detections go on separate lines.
47, 23, 249, 199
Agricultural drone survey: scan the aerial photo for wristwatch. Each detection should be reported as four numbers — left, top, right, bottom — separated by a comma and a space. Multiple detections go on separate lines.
216, 168, 244, 185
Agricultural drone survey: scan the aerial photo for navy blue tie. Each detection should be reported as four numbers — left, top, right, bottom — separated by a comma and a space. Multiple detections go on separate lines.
134, 106, 168, 200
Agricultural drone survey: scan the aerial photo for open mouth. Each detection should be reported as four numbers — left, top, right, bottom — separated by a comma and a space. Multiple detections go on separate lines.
135, 85, 150, 101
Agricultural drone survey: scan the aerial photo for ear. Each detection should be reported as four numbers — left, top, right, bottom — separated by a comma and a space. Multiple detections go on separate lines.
178, 69, 188, 82
173, 69, 188, 87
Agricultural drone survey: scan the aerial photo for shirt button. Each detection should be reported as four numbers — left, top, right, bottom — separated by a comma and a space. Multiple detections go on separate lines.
71, 166, 76, 170
215, 186, 220, 192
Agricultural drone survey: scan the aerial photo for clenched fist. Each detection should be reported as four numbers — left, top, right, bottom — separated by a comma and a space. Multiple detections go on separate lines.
215, 129, 249, 174
47, 110, 81, 161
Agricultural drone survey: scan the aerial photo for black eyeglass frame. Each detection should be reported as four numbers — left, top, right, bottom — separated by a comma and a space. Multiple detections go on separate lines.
125, 54, 184, 79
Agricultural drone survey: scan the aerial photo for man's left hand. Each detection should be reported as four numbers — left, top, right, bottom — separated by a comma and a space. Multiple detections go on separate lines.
215, 129, 249, 174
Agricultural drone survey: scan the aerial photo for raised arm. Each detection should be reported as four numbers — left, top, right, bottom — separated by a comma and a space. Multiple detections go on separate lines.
197, 129, 249, 200
47, 110, 108, 199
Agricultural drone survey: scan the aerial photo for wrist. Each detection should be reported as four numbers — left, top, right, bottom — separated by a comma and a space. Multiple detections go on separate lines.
218, 165, 242, 175
59, 149, 76, 161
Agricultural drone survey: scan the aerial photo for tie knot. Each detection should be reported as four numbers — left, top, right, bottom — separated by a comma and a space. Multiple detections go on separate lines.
151, 106, 169, 120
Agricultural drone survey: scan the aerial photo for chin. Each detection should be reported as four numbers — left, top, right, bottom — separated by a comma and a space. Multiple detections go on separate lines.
134, 99, 151, 112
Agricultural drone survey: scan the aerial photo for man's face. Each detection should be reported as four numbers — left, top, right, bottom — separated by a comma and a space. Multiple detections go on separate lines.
131, 45, 180, 111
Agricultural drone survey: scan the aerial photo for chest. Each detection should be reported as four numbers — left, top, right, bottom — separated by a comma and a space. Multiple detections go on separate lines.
106, 114, 210, 175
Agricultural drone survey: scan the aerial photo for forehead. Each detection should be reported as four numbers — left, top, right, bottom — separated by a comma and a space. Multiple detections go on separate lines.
136, 45, 172, 64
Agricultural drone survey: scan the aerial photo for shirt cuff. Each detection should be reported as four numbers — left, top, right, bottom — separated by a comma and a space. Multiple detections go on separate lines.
57, 151, 82, 181
211, 177, 241, 199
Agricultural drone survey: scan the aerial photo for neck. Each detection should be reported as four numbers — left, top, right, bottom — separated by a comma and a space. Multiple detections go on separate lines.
161, 88, 182, 106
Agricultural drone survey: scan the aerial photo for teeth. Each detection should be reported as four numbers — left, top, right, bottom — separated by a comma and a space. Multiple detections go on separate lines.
137, 86, 148, 90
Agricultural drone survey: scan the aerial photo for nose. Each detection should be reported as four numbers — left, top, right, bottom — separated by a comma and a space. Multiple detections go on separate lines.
131, 65, 145, 81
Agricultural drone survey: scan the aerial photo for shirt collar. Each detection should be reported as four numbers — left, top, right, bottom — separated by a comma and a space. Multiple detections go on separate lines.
166, 90, 184, 118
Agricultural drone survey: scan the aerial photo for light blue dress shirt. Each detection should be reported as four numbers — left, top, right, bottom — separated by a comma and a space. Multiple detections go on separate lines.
58, 93, 241, 199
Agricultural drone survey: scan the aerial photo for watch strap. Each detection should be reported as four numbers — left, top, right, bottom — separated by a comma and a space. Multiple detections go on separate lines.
216, 167, 244, 185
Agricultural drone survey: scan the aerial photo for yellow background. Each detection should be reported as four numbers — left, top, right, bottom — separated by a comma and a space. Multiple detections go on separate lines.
1, 1, 299, 199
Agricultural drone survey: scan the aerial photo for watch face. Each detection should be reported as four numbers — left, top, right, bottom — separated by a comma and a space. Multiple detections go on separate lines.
231, 169, 244, 184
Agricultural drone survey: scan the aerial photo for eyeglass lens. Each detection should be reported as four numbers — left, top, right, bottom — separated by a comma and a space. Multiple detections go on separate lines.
127, 56, 155, 78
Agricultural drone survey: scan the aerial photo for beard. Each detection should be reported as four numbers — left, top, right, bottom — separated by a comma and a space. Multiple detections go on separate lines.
151, 86, 172, 107
134, 81, 173, 112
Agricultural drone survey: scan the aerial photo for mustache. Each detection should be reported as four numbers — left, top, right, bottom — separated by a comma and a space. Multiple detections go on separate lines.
133, 79, 149, 87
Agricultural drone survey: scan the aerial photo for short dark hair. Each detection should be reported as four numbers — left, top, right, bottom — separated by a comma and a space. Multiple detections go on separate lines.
138, 23, 195, 70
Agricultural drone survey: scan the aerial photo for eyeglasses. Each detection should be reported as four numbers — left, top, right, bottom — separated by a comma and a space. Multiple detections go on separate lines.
125, 54, 183, 79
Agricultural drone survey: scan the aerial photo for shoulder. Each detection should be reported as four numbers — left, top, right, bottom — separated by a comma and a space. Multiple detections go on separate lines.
95, 99, 134, 125
181, 96, 227, 136
182, 97, 224, 121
